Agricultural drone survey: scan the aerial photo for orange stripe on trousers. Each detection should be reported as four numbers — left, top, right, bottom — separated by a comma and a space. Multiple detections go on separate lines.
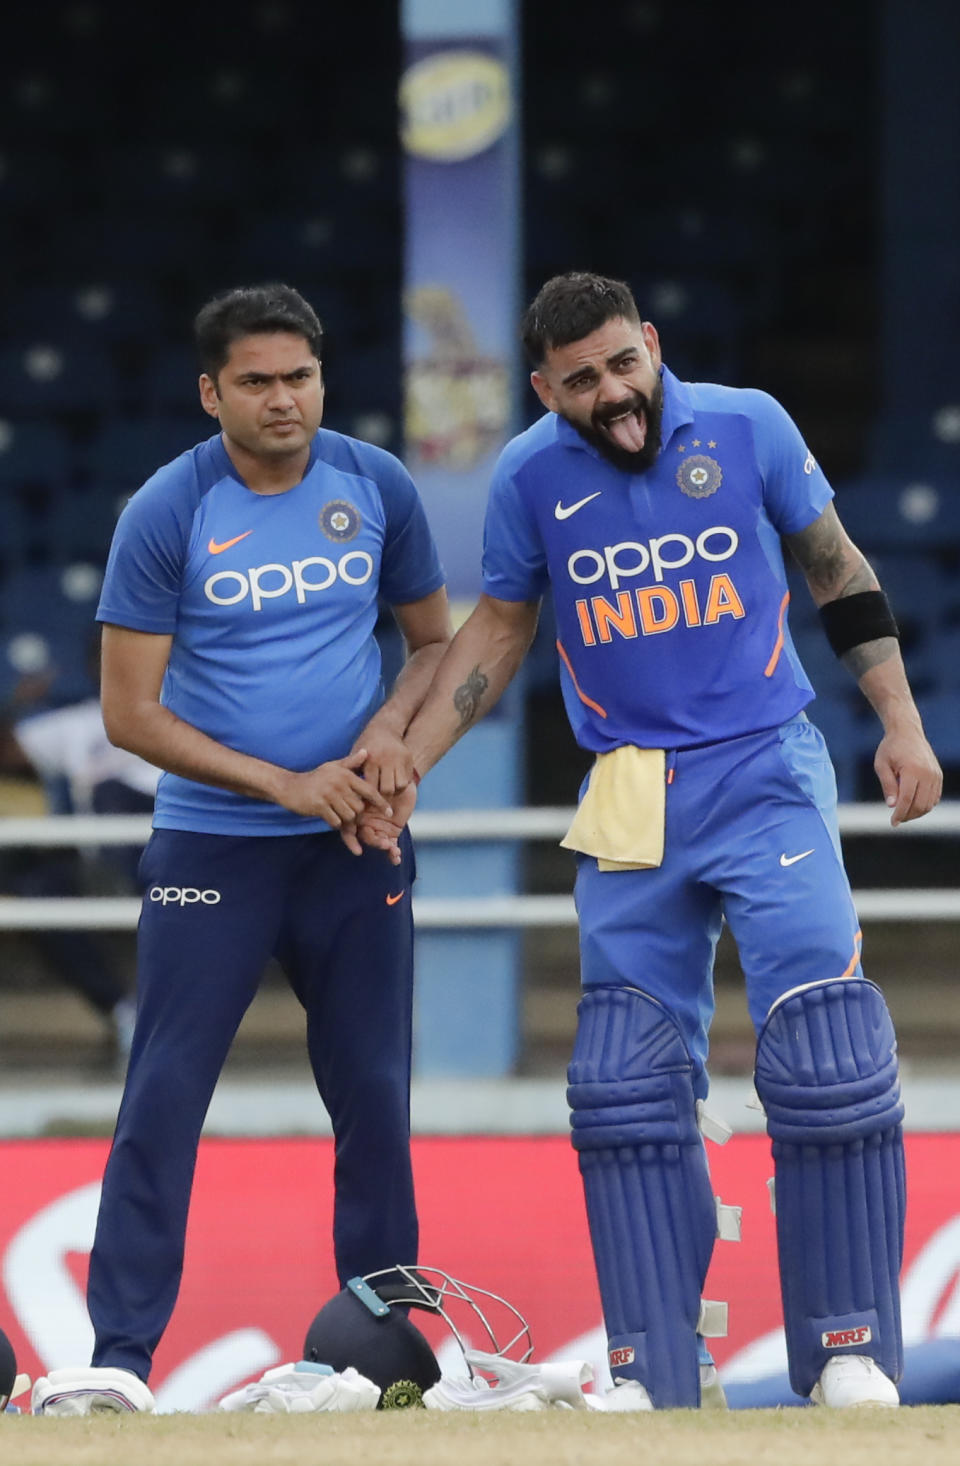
840, 929, 863, 977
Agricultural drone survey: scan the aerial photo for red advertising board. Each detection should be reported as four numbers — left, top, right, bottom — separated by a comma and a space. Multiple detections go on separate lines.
2, 1134, 958, 1409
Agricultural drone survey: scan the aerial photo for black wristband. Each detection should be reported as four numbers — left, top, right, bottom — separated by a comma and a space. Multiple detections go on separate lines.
818, 589, 899, 658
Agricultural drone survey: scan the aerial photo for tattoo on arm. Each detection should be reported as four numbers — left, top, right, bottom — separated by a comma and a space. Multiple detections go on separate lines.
786, 508, 877, 600
841, 637, 899, 680
453, 665, 488, 730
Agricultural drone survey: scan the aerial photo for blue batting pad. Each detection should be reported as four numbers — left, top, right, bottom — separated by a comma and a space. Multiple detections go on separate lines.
755, 978, 905, 1399
567, 985, 717, 1408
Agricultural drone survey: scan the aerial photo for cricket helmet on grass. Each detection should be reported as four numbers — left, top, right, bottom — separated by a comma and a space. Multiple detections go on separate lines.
303, 1264, 532, 1404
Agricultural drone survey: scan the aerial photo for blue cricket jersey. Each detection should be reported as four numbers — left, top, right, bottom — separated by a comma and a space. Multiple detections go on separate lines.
97, 430, 444, 835
482, 366, 833, 750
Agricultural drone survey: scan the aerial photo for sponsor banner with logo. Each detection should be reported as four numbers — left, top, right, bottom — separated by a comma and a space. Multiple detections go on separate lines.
400, 0, 520, 598
2, 1134, 959, 1409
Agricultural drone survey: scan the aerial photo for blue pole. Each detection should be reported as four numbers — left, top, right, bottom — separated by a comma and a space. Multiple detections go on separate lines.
400, 0, 524, 1076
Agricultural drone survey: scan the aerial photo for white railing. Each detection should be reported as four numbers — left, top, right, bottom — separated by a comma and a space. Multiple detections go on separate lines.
0, 804, 958, 929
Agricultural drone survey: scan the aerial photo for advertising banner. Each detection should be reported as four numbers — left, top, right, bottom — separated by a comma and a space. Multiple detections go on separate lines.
400, 0, 520, 599
2, 1135, 960, 1410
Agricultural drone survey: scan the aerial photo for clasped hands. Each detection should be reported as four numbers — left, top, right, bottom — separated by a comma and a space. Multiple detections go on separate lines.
341, 725, 417, 866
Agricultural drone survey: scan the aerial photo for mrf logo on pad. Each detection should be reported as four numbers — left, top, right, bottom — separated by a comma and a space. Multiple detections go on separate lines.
609, 1346, 636, 1367
822, 1325, 873, 1349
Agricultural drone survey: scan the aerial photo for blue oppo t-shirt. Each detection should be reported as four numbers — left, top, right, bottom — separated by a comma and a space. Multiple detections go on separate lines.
97, 430, 444, 834
482, 366, 833, 750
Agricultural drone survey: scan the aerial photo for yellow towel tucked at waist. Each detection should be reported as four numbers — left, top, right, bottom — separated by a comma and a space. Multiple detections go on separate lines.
560, 746, 666, 871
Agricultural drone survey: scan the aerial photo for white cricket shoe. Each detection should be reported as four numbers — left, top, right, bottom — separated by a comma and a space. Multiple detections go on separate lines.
699, 1362, 728, 1409
31, 1366, 156, 1416
602, 1377, 654, 1411
810, 1355, 899, 1408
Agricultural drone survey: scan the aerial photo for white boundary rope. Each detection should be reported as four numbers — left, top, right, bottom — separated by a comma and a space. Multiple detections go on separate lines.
0, 803, 958, 928
3, 801, 960, 847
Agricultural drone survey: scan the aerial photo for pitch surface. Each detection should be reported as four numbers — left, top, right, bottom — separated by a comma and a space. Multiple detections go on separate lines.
5, 1406, 960, 1466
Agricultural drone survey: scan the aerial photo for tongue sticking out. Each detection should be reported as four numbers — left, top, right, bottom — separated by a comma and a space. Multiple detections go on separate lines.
603, 409, 647, 453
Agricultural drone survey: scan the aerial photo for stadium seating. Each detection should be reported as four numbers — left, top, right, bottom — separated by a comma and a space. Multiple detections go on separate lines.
834, 477, 960, 552
914, 692, 960, 792
790, 625, 857, 699
805, 694, 877, 802
0, 420, 73, 487
0, 341, 118, 415
85, 418, 208, 492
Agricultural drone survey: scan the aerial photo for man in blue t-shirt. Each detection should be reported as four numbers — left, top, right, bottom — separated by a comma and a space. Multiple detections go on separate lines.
32, 284, 451, 1416
392, 273, 941, 1412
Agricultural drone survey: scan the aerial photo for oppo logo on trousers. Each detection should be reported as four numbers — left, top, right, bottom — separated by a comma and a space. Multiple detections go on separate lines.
148, 887, 222, 906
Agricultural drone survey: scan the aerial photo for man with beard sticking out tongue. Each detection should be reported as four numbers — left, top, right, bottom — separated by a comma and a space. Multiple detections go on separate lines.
372, 272, 942, 1412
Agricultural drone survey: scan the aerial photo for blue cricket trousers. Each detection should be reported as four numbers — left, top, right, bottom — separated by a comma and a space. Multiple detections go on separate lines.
576, 715, 863, 1091
87, 827, 418, 1382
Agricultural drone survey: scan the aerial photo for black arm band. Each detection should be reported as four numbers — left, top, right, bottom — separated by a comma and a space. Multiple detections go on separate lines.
818, 590, 899, 658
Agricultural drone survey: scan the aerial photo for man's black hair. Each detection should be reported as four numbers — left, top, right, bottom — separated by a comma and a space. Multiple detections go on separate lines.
194, 283, 323, 380
521, 272, 640, 367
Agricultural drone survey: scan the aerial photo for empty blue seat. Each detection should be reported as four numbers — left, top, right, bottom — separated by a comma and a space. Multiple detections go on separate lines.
0, 341, 117, 413
911, 628, 960, 695
805, 694, 875, 802
790, 625, 854, 698
69, 280, 165, 342
44, 490, 123, 563
94, 143, 249, 207
870, 414, 960, 479
142, 346, 203, 413
915, 692, 960, 766
136, 66, 299, 139
85, 417, 209, 490
6, 281, 164, 343
60, 212, 199, 273
85, 420, 171, 491
0, 562, 103, 635
233, 207, 394, 277
834, 477, 960, 551
0, 419, 73, 484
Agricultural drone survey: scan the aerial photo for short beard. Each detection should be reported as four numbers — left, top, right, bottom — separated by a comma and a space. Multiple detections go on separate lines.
566, 377, 665, 473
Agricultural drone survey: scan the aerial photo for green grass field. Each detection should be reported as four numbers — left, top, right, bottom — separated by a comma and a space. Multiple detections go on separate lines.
5, 1406, 960, 1466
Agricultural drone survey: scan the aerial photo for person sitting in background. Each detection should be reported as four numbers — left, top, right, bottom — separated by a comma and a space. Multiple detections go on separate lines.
0, 661, 157, 1065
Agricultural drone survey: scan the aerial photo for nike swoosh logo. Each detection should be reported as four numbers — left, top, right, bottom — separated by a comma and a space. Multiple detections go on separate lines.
385, 891, 405, 906
208, 531, 253, 555
780, 849, 815, 867
555, 492, 602, 520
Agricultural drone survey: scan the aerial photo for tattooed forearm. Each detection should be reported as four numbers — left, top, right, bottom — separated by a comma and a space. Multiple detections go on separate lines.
841, 637, 899, 681
452, 665, 489, 730
785, 503, 877, 602
788, 526, 848, 590
830, 559, 877, 598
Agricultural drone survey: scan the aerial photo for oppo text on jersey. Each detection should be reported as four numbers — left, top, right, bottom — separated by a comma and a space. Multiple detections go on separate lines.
567, 525, 739, 589
204, 552, 374, 612
567, 526, 746, 646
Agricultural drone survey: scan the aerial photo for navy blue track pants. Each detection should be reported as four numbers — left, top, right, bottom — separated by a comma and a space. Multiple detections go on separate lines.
87, 827, 418, 1381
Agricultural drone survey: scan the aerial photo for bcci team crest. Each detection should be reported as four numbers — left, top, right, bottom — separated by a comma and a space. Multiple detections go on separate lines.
677, 454, 723, 499
319, 500, 361, 542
